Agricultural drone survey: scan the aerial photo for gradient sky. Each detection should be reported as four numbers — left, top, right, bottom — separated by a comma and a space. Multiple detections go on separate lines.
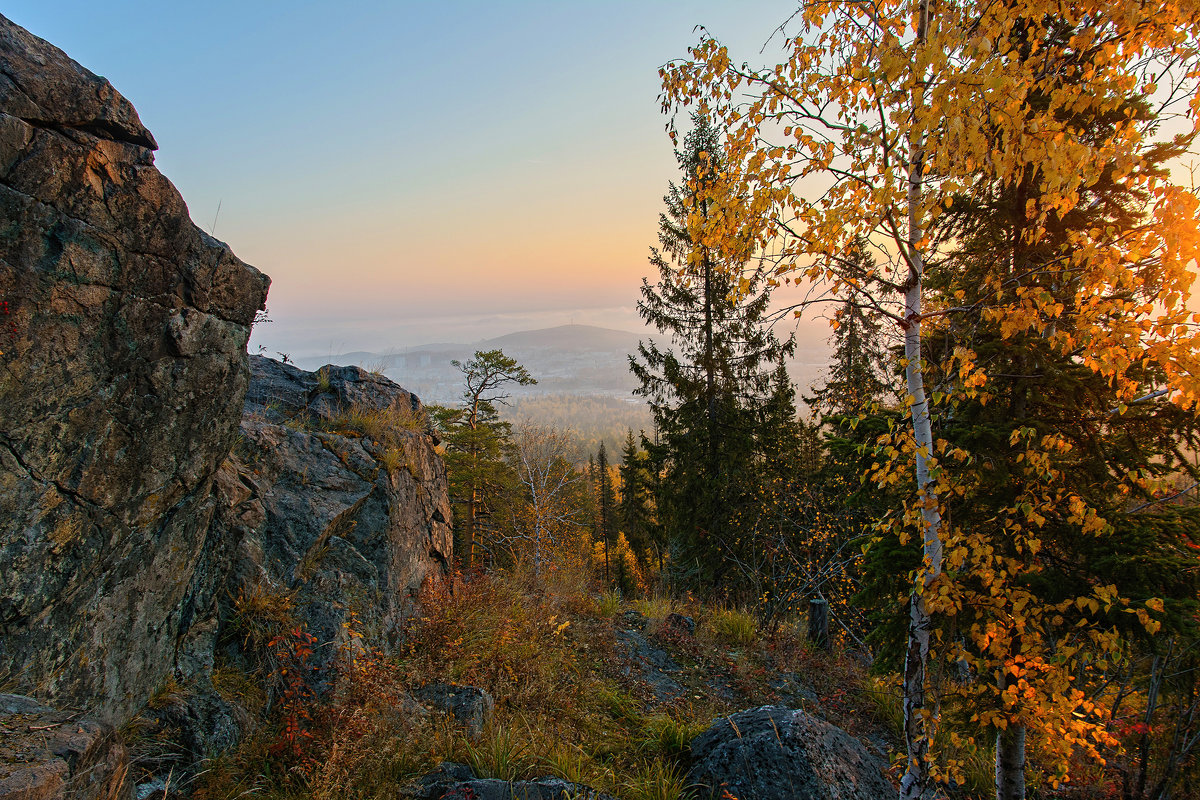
7, 1, 823, 357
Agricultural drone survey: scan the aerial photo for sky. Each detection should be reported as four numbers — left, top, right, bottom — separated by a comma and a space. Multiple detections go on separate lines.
6, 1, 821, 357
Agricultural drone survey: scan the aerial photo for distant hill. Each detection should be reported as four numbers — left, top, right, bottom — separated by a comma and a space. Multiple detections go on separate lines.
480, 324, 644, 352
295, 323, 652, 405
294, 322, 831, 434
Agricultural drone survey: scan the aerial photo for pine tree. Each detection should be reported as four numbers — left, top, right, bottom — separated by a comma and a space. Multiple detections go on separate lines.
434, 350, 535, 569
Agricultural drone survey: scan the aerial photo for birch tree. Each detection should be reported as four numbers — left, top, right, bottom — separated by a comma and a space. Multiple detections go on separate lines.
505, 422, 584, 576
661, 2, 1200, 797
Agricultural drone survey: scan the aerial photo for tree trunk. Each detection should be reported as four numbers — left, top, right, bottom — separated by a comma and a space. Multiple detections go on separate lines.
464, 406, 480, 569
898, 2, 944, 798
995, 724, 1026, 800
465, 486, 476, 569
807, 598, 830, 650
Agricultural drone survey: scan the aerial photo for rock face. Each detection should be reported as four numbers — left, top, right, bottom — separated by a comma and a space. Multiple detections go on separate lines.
403, 764, 618, 800
411, 683, 494, 740
0, 694, 130, 800
0, 14, 269, 723
687, 706, 894, 800
144, 357, 452, 763
223, 357, 452, 663
0, 16, 454, 775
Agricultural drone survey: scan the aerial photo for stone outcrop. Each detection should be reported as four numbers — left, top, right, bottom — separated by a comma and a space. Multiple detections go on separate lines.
0, 13, 269, 723
687, 706, 894, 800
224, 357, 452, 658
403, 763, 617, 800
0, 14, 454, 781
140, 357, 453, 763
411, 683, 494, 740
0, 694, 129, 800
616, 626, 685, 701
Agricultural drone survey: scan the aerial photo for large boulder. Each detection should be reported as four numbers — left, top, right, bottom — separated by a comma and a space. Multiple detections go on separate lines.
0, 14, 269, 723
402, 764, 617, 800
140, 357, 452, 764
687, 706, 894, 800
224, 356, 452, 666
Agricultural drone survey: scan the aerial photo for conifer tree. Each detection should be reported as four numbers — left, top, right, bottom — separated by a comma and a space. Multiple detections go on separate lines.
809, 239, 892, 417
595, 442, 618, 584
617, 429, 652, 559
434, 349, 535, 569
630, 113, 793, 592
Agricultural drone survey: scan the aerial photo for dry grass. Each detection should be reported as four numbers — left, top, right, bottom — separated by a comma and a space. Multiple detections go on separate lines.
323, 402, 427, 449
229, 580, 298, 652
634, 595, 678, 622
193, 566, 898, 800
704, 606, 759, 649
379, 447, 405, 474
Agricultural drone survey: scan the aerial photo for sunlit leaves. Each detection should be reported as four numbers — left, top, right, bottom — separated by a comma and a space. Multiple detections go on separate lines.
662, 0, 1200, 790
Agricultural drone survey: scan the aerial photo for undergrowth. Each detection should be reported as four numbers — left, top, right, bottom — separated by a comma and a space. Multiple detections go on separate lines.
192, 564, 891, 800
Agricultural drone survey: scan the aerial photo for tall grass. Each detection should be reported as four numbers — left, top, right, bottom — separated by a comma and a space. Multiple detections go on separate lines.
706, 607, 758, 648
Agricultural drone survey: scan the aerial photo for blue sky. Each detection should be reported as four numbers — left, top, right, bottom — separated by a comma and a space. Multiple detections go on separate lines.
7, 2, 814, 355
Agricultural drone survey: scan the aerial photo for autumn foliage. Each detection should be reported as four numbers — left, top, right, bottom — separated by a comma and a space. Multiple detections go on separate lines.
661, 0, 1200, 796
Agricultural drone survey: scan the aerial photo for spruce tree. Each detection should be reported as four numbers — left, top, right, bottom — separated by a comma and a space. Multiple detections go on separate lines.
630, 113, 793, 593
807, 238, 891, 416
595, 442, 618, 585
617, 429, 652, 559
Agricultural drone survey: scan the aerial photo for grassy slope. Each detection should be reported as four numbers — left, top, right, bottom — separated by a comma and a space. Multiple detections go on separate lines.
190, 566, 896, 800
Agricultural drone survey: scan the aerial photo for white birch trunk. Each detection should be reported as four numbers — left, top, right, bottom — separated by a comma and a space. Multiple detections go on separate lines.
995, 724, 1027, 800
898, 1, 944, 797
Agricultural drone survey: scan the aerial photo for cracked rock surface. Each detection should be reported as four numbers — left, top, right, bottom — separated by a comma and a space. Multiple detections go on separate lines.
0, 13, 269, 723
222, 357, 453, 673
129, 357, 454, 764
687, 706, 894, 800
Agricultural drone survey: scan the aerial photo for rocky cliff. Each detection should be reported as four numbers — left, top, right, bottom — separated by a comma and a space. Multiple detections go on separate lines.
156, 357, 453, 763
0, 14, 452, 750
0, 13, 269, 723
231, 357, 452, 647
